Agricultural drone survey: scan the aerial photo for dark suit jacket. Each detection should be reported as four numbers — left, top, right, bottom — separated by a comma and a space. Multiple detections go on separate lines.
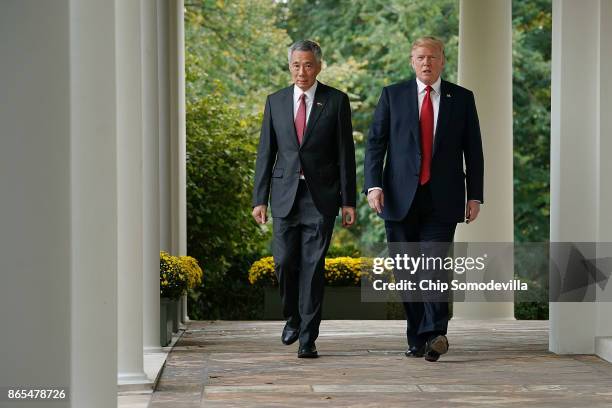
363, 79, 484, 223
253, 82, 356, 218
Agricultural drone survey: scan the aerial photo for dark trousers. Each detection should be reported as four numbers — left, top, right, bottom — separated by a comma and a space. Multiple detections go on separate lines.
384, 183, 457, 348
272, 180, 335, 346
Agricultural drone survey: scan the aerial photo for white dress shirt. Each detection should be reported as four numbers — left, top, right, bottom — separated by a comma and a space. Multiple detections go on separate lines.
416, 76, 441, 138
293, 81, 318, 179
293, 81, 318, 123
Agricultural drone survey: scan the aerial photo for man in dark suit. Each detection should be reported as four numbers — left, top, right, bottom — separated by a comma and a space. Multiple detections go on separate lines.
252, 40, 356, 358
363, 36, 484, 362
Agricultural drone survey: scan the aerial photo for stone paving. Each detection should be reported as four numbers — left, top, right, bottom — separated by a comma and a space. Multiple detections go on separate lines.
148, 320, 612, 407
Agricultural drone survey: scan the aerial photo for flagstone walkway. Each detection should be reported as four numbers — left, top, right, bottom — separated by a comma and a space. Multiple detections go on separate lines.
144, 320, 612, 407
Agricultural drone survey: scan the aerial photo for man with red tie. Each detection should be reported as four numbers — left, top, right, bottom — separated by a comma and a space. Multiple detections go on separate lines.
364, 37, 484, 362
252, 40, 356, 358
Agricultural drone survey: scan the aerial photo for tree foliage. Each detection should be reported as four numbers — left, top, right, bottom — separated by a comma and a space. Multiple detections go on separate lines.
185, 0, 291, 108
511, 0, 552, 319
512, 0, 551, 242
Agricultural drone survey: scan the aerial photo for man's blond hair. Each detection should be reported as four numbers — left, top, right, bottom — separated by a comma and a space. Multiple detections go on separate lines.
411, 36, 445, 58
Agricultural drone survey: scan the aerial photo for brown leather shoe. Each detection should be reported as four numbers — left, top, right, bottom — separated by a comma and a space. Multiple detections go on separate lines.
424, 335, 449, 362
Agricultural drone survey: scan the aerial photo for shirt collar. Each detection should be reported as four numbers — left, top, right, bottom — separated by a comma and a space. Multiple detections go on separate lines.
294, 80, 318, 102
416, 76, 441, 95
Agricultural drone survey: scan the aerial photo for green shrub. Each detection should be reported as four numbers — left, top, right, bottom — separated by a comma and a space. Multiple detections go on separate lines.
515, 302, 549, 320
186, 90, 270, 319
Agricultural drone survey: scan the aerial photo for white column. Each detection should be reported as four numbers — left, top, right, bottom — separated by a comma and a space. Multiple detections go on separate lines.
117, 0, 148, 384
550, 0, 612, 358
157, 0, 188, 317
595, 0, 612, 362
454, 0, 515, 319
142, 0, 162, 353
0, 1, 118, 406
70, 1, 119, 404
170, 0, 190, 322
158, 0, 172, 253
170, 0, 188, 258
182, 294, 190, 323
1, 5, 71, 402
550, 0, 597, 355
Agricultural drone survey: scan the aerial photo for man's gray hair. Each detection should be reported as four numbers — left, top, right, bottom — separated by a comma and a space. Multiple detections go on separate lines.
288, 40, 322, 64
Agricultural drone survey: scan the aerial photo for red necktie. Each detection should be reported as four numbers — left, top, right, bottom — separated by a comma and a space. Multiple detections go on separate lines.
419, 85, 433, 185
295, 93, 307, 145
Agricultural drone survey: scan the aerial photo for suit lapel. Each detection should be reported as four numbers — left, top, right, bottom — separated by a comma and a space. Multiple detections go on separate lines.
433, 80, 453, 157
301, 82, 328, 148
405, 80, 421, 150
280, 86, 300, 149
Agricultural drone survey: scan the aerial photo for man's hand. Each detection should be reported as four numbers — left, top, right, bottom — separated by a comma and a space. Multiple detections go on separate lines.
465, 200, 481, 224
342, 206, 356, 227
252, 205, 268, 224
367, 189, 384, 213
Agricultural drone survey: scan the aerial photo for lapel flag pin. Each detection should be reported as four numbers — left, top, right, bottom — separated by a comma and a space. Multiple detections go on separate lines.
446, 94, 451, 98
316, 102, 323, 106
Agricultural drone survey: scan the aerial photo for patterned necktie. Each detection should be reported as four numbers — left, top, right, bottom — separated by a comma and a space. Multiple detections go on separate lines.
419, 85, 433, 185
295, 93, 307, 145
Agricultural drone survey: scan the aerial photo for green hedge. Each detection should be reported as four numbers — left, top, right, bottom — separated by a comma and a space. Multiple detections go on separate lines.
186, 90, 271, 320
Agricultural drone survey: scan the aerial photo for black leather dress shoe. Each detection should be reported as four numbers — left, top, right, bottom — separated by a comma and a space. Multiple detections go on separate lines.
424, 335, 449, 362
297, 344, 318, 358
404, 344, 425, 358
281, 324, 299, 345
